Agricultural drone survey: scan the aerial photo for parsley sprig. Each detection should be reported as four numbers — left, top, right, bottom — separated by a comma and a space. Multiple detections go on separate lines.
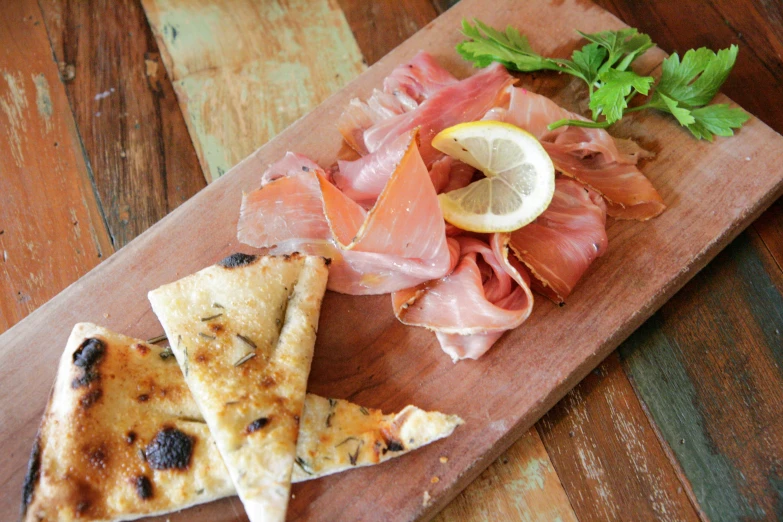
457, 19, 749, 140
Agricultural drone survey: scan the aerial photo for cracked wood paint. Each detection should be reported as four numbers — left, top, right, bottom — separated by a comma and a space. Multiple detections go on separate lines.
141, 0, 366, 182
0, 0, 112, 332
38, 0, 207, 248
434, 428, 578, 522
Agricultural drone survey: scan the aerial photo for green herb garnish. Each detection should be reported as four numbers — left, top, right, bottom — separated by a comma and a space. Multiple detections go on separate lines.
457, 19, 748, 140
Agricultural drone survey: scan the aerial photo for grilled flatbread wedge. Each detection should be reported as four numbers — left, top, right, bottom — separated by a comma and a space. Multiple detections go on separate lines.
22, 323, 464, 522
148, 253, 329, 522
21, 323, 234, 522
292, 394, 463, 481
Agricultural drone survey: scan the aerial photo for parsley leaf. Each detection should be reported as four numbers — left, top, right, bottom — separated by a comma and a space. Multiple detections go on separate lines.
589, 70, 654, 123
577, 28, 654, 72
687, 104, 750, 141
644, 45, 748, 140
457, 19, 748, 140
653, 93, 695, 127
557, 43, 607, 88
655, 46, 739, 107
457, 19, 559, 72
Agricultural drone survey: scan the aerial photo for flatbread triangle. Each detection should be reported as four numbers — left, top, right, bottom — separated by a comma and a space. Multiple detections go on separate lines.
148, 253, 327, 522
21, 322, 462, 522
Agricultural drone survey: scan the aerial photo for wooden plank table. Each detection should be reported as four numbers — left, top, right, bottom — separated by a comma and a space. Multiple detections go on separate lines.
1, 0, 781, 520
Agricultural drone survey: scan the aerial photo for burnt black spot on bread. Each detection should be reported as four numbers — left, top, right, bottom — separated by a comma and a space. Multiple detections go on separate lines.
135, 476, 153, 500
20, 433, 41, 515
322, 256, 332, 266
218, 253, 257, 268
72, 338, 106, 388
385, 439, 404, 453
126, 431, 137, 444
80, 388, 102, 409
246, 417, 269, 434
137, 394, 150, 402
73, 338, 105, 370
144, 427, 194, 470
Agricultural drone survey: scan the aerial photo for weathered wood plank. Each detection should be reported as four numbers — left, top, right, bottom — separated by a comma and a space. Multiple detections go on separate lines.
38, 0, 206, 249
593, 2, 783, 519
538, 353, 702, 520
0, 0, 113, 332
754, 199, 783, 276
434, 428, 578, 522
620, 230, 783, 521
337, 0, 439, 66
1, 1, 783, 520
141, 0, 366, 182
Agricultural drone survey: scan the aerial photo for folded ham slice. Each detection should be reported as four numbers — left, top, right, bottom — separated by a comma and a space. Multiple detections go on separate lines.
238, 130, 452, 295
340, 59, 515, 167
393, 233, 533, 361
509, 178, 608, 303
487, 87, 665, 220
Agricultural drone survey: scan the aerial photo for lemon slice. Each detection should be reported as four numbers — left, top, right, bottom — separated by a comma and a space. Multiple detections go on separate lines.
432, 121, 555, 232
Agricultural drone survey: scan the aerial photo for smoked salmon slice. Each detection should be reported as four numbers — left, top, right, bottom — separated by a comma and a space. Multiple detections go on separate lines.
509, 178, 608, 304
393, 233, 533, 361
238, 130, 452, 294
487, 87, 665, 220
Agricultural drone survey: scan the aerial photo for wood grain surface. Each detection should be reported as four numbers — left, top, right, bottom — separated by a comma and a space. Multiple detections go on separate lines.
141, 0, 366, 182
2, 2, 782, 522
3, 0, 783, 521
434, 428, 578, 522
594, 1, 783, 519
0, 0, 112, 331
38, 0, 205, 249
539, 353, 701, 520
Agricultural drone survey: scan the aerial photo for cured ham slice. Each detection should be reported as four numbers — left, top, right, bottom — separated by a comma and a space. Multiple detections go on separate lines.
393, 234, 533, 361
238, 131, 452, 295
336, 136, 475, 204
335, 131, 414, 207
383, 51, 459, 105
509, 178, 608, 303
340, 62, 515, 166
338, 52, 458, 152
260, 152, 327, 185
487, 87, 665, 220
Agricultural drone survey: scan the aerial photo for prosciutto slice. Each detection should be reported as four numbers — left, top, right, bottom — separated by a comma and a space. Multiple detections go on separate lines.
238, 130, 452, 294
340, 61, 515, 166
487, 87, 665, 220
393, 234, 534, 361
383, 51, 459, 105
509, 178, 608, 303
335, 133, 475, 203
337, 52, 458, 153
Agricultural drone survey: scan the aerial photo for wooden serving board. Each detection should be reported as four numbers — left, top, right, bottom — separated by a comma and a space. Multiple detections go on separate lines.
2, 0, 782, 520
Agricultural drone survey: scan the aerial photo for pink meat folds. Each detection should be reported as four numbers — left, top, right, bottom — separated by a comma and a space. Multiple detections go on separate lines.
238, 130, 452, 295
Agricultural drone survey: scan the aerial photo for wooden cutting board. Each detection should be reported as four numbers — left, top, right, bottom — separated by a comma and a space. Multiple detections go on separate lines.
2, 0, 782, 520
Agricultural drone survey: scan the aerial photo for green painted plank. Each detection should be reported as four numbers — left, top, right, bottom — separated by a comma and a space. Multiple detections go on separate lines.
621, 230, 783, 521
141, 0, 366, 182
